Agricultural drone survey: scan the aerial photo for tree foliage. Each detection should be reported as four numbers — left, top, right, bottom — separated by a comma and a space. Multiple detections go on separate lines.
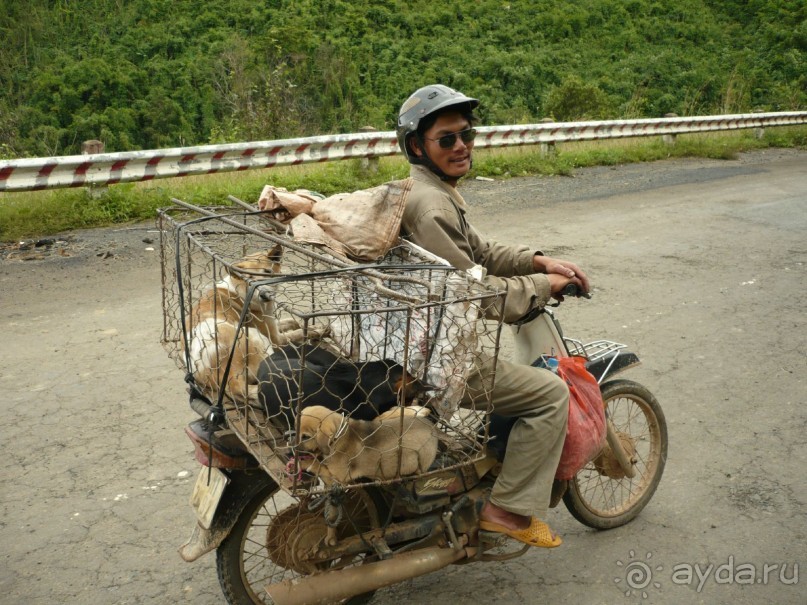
0, 0, 803, 157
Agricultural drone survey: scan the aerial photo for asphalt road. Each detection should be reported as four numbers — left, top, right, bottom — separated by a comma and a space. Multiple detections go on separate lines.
1, 148, 805, 605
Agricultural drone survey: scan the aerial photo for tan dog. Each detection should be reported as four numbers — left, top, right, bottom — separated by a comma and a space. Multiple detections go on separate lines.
297, 405, 438, 485
185, 246, 308, 403
375, 405, 430, 421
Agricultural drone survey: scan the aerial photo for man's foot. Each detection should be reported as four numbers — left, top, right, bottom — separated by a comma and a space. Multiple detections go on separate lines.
480, 500, 531, 530
479, 500, 562, 548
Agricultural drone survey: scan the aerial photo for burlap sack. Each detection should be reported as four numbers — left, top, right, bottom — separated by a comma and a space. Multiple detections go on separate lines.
257, 179, 413, 261
257, 186, 319, 220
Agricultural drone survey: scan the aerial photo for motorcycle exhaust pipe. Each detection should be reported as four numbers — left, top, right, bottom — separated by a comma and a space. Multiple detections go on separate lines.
265, 537, 472, 605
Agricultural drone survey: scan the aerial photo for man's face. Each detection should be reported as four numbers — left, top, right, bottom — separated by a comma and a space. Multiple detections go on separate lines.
415, 111, 474, 182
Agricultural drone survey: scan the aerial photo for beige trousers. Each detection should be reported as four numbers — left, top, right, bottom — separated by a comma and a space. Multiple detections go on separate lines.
463, 357, 569, 519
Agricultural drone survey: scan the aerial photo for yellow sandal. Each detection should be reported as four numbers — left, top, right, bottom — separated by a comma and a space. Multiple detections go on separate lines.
479, 517, 562, 548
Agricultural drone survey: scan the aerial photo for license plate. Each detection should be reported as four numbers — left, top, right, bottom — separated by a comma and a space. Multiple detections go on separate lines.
189, 467, 230, 530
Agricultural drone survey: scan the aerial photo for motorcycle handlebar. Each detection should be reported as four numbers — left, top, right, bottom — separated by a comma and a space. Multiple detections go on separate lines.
560, 283, 592, 299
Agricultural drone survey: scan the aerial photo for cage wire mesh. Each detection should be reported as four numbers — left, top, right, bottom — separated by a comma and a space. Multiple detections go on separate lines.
159, 204, 504, 495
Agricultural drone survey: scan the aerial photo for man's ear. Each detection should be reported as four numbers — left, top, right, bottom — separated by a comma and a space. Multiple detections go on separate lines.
408, 136, 423, 158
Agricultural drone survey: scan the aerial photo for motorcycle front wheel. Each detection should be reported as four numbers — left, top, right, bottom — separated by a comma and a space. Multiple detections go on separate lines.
216, 480, 386, 605
563, 379, 667, 529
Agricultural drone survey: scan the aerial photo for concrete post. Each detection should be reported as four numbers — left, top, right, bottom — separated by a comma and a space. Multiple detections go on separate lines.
539, 118, 557, 157
662, 114, 678, 146
81, 140, 105, 155
752, 109, 765, 140
82, 140, 107, 197
359, 126, 379, 174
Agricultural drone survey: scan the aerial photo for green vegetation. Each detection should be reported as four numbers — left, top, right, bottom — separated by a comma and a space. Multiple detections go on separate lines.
2, 127, 804, 242
1, 0, 804, 158
1, 0, 804, 240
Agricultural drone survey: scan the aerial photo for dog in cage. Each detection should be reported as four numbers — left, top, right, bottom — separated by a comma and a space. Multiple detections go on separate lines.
185, 245, 312, 403
256, 344, 434, 432
295, 405, 439, 484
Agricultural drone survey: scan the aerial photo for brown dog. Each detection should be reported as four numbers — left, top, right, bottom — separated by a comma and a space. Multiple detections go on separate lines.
375, 405, 430, 421
185, 246, 308, 403
297, 405, 438, 485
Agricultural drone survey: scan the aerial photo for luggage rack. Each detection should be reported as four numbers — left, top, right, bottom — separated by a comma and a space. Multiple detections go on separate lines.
565, 338, 628, 361
564, 337, 640, 384
158, 200, 506, 496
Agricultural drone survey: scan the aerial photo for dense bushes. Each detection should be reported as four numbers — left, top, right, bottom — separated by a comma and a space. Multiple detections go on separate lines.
1, 0, 804, 158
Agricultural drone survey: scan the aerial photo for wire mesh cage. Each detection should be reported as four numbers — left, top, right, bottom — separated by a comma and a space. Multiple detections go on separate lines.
159, 202, 505, 495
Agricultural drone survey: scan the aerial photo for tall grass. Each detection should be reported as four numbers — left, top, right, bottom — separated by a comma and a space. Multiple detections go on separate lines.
1, 127, 804, 242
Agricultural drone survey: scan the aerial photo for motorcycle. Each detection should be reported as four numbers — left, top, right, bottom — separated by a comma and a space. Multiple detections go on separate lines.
159, 202, 667, 605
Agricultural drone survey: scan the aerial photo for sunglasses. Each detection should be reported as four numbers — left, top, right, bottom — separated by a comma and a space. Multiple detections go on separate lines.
426, 127, 477, 149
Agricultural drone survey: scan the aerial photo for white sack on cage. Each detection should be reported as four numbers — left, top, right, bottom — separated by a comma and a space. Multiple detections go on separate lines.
423, 270, 485, 419
257, 179, 413, 261
326, 243, 488, 419
324, 247, 440, 369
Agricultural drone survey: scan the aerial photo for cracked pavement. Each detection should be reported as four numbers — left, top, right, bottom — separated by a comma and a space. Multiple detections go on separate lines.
1, 149, 804, 604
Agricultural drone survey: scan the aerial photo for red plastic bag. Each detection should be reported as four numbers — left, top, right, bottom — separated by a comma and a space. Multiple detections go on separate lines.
554, 356, 607, 480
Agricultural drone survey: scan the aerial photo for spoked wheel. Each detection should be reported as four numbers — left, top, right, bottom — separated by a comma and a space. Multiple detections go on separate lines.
563, 379, 667, 529
216, 481, 386, 604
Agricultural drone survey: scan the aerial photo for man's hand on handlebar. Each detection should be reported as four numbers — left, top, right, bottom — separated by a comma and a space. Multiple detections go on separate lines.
534, 255, 590, 292
537, 255, 591, 301
546, 273, 590, 301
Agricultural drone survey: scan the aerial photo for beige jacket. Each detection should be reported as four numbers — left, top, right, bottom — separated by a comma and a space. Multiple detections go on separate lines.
401, 164, 551, 323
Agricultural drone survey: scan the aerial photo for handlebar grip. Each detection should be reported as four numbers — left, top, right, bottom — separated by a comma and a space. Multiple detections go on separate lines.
561, 283, 592, 299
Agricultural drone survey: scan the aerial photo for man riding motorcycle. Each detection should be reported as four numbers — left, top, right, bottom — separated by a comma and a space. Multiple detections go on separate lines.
397, 84, 591, 547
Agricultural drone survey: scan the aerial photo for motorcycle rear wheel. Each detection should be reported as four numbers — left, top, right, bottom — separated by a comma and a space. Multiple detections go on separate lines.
563, 379, 667, 529
216, 480, 385, 604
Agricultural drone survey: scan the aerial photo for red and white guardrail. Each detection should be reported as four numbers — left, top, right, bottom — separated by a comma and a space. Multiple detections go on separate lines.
1, 111, 805, 192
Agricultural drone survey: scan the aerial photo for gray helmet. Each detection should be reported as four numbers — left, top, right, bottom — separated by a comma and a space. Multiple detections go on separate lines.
396, 84, 479, 163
